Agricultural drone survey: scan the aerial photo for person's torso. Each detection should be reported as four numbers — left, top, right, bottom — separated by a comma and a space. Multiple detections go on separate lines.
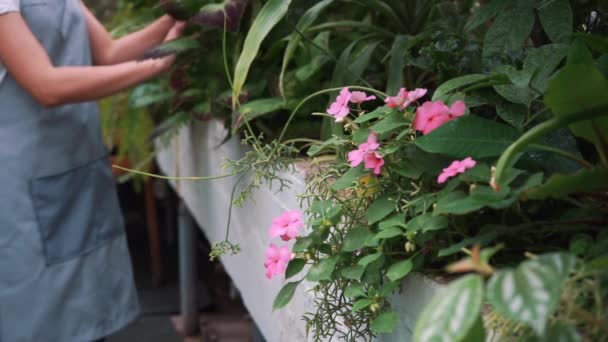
0, 0, 106, 179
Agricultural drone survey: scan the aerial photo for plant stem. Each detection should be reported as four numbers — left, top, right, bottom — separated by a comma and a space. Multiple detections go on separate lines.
493, 104, 608, 189
112, 165, 246, 181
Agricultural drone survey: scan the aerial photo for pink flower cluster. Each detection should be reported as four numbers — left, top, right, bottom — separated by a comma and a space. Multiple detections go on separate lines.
348, 131, 385, 175
385, 88, 427, 110
264, 210, 303, 279
437, 157, 477, 184
413, 100, 466, 135
327, 88, 376, 122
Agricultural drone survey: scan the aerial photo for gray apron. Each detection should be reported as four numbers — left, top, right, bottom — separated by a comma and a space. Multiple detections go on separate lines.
0, 0, 139, 340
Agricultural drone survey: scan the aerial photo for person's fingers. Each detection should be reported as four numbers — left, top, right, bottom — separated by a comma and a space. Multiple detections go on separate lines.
164, 21, 187, 41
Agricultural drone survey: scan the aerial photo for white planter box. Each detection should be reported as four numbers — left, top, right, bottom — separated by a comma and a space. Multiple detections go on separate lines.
156, 120, 442, 342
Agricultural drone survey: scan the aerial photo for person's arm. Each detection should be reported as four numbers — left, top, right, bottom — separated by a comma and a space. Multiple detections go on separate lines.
81, 2, 177, 65
0, 13, 185, 108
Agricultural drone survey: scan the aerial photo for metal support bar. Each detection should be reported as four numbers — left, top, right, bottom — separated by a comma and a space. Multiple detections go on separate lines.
178, 200, 199, 336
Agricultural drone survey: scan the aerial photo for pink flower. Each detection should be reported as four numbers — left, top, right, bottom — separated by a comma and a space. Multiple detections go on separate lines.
437, 157, 477, 184
264, 243, 293, 279
327, 88, 352, 122
347, 132, 385, 175
385, 88, 427, 110
350, 91, 376, 104
413, 100, 467, 135
270, 210, 304, 241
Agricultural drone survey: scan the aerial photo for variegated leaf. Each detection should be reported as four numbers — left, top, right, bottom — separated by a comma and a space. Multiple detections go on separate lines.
413, 275, 484, 342
487, 253, 576, 335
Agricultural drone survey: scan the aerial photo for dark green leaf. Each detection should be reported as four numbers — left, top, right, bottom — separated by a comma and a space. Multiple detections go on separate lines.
341, 265, 365, 281
370, 112, 408, 135
465, 0, 508, 32
415, 115, 520, 158
285, 258, 306, 279
483, 0, 535, 60
370, 311, 400, 334
306, 256, 340, 282
353, 106, 392, 123
343, 226, 374, 252
373, 227, 404, 240
345, 284, 366, 298
358, 252, 383, 267
367, 194, 395, 225
538, 0, 573, 44
386, 259, 413, 282
273, 281, 299, 310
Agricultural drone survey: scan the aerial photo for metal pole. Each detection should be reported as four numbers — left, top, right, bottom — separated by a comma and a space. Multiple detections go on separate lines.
178, 200, 199, 336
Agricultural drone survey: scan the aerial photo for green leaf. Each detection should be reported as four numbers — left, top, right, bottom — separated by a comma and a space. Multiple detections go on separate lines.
405, 213, 449, 233
487, 253, 576, 335
528, 167, 608, 199
378, 214, 407, 230
545, 64, 608, 147
331, 166, 366, 190
370, 311, 400, 334
568, 39, 594, 65
342, 226, 374, 252
345, 284, 366, 298
353, 127, 371, 145
367, 194, 395, 225
285, 258, 306, 279
538, 0, 573, 44
413, 275, 484, 342
370, 112, 408, 135
387, 259, 413, 282
352, 298, 373, 312
358, 253, 383, 267
386, 35, 414, 95
292, 236, 313, 252
233, 98, 286, 130
232, 0, 291, 108
307, 136, 347, 157
373, 227, 404, 240
433, 74, 499, 101
379, 281, 400, 296
482, 0, 535, 61
415, 115, 520, 158
306, 255, 340, 282
273, 281, 299, 310
497, 100, 527, 129
524, 44, 569, 92
354, 106, 392, 123
278, 0, 334, 97
465, 0, 508, 32
341, 265, 365, 281
438, 229, 501, 257
332, 39, 381, 86
142, 37, 200, 59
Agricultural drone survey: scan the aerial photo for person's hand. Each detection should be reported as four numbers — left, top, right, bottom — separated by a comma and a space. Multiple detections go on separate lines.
155, 21, 187, 72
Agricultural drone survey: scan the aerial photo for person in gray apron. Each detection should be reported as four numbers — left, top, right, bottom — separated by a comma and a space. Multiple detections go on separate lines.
0, 1, 185, 341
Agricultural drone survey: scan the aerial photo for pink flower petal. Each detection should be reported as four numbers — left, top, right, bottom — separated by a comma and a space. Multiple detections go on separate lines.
448, 100, 466, 118
350, 91, 376, 104
348, 149, 364, 167
437, 158, 477, 184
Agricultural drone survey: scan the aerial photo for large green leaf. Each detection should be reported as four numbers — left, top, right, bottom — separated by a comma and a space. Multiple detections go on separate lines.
386, 259, 413, 282
487, 253, 576, 335
524, 44, 569, 92
415, 115, 520, 158
370, 112, 408, 135
370, 311, 400, 334
278, 0, 334, 97
545, 63, 608, 147
432, 74, 507, 101
367, 194, 395, 225
405, 213, 449, 233
538, 0, 573, 44
342, 226, 374, 252
306, 255, 339, 282
482, 0, 535, 61
232, 0, 292, 108
465, 0, 508, 32
273, 281, 299, 310
413, 275, 484, 342
332, 39, 381, 86
528, 167, 608, 199
386, 35, 416, 95
285, 258, 306, 279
